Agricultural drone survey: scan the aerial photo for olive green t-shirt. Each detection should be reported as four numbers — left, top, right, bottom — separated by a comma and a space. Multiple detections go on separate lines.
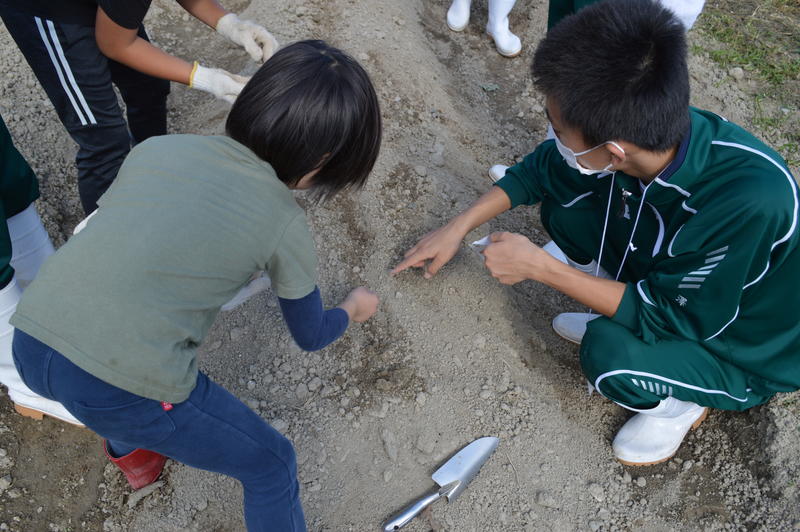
11, 135, 317, 402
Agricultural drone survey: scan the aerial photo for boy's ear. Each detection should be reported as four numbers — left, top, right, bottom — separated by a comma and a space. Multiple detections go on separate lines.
607, 141, 627, 165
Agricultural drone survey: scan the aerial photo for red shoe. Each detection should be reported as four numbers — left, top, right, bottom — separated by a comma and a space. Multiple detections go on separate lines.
103, 441, 167, 489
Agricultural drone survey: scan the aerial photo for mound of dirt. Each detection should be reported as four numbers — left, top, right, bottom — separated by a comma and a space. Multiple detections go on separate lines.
0, 0, 797, 531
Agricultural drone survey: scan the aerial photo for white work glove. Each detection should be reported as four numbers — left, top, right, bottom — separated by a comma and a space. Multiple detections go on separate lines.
190, 63, 249, 104
221, 272, 272, 311
216, 13, 279, 62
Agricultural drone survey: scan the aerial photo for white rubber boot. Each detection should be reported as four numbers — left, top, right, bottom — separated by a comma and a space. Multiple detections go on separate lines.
487, 0, 521, 57
7, 205, 55, 290
447, 0, 472, 31
0, 278, 83, 426
542, 240, 568, 264
488, 164, 508, 183
545, 240, 612, 344
613, 397, 707, 466
552, 312, 599, 344
566, 257, 613, 280
658, 0, 705, 30
543, 240, 612, 278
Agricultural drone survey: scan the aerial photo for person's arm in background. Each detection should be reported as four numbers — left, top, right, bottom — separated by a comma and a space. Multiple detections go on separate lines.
175, 0, 227, 28
95, 8, 195, 84
279, 287, 379, 351
94, 1, 277, 103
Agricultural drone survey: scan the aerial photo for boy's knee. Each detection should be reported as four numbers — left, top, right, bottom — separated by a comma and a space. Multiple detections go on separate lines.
580, 320, 665, 408
580, 318, 641, 383
540, 200, 600, 265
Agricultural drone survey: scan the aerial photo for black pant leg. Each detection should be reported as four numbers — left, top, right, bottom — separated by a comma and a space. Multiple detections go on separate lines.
0, 9, 132, 214
108, 25, 170, 144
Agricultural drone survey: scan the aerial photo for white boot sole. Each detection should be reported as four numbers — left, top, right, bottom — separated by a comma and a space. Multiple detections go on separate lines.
447, 20, 468, 32
616, 408, 707, 466
486, 33, 522, 57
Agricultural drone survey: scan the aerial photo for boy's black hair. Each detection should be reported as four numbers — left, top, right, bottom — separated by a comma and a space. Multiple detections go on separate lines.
227, 40, 382, 199
532, 0, 690, 151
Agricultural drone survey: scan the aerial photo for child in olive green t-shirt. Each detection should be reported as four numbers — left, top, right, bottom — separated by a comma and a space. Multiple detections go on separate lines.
11, 41, 381, 531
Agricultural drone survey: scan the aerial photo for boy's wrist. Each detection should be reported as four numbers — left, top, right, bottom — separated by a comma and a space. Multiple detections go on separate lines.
449, 212, 477, 238
450, 186, 512, 238
538, 251, 579, 286
516, 239, 548, 283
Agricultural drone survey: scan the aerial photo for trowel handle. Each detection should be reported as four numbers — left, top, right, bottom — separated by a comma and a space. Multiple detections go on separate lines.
381, 486, 442, 531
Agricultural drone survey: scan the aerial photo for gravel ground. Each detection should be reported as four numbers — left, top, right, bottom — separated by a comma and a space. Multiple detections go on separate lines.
0, 0, 798, 531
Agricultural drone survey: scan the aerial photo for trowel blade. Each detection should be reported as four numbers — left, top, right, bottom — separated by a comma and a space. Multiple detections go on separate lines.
431, 437, 499, 502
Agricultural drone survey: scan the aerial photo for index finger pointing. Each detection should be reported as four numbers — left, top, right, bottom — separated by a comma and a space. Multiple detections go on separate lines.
391, 252, 426, 275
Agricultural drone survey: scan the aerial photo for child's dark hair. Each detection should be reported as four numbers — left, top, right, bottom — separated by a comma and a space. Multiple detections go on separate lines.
226, 40, 382, 199
532, 0, 689, 151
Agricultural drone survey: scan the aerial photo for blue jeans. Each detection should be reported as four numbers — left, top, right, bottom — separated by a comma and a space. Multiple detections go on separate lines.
12, 329, 306, 532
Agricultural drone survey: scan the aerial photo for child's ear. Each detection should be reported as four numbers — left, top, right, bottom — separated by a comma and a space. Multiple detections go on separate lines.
292, 167, 322, 190
608, 142, 627, 165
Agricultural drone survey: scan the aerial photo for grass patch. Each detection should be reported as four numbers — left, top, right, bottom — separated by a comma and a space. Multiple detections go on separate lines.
699, 0, 800, 86
698, 0, 799, 167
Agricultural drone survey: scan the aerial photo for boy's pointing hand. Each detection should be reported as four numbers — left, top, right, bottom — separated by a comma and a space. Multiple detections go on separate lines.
391, 224, 465, 279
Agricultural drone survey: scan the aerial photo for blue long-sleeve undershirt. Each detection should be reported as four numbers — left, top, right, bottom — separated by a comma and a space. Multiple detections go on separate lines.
278, 286, 349, 351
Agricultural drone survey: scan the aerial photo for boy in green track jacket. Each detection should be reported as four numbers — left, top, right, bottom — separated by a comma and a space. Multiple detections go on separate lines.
393, 0, 800, 465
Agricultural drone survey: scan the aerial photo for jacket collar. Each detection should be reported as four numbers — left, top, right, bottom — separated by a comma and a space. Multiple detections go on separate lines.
639, 108, 711, 207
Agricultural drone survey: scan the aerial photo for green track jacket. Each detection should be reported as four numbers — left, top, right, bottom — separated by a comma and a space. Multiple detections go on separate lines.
497, 108, 800, 394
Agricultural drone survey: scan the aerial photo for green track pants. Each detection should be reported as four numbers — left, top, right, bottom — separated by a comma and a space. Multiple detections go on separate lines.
540, 197, 773, 411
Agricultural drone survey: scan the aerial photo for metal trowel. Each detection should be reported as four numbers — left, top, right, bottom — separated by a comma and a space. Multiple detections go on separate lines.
381, 436, 500, 531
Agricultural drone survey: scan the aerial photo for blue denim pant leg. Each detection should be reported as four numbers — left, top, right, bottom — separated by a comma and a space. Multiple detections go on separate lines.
155, 374, 306, 532
12, 330, 306, 532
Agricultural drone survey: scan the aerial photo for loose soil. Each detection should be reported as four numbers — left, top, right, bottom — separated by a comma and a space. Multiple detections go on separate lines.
0, 1, 798, 531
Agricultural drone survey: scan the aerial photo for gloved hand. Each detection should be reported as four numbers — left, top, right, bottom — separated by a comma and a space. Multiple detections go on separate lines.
216, 13, 279, 62
221, 272, 272, 311
190, 63, 250, 104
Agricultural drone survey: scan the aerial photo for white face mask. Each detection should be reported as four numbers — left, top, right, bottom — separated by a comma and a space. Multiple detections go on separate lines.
550, 125, 624, 175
